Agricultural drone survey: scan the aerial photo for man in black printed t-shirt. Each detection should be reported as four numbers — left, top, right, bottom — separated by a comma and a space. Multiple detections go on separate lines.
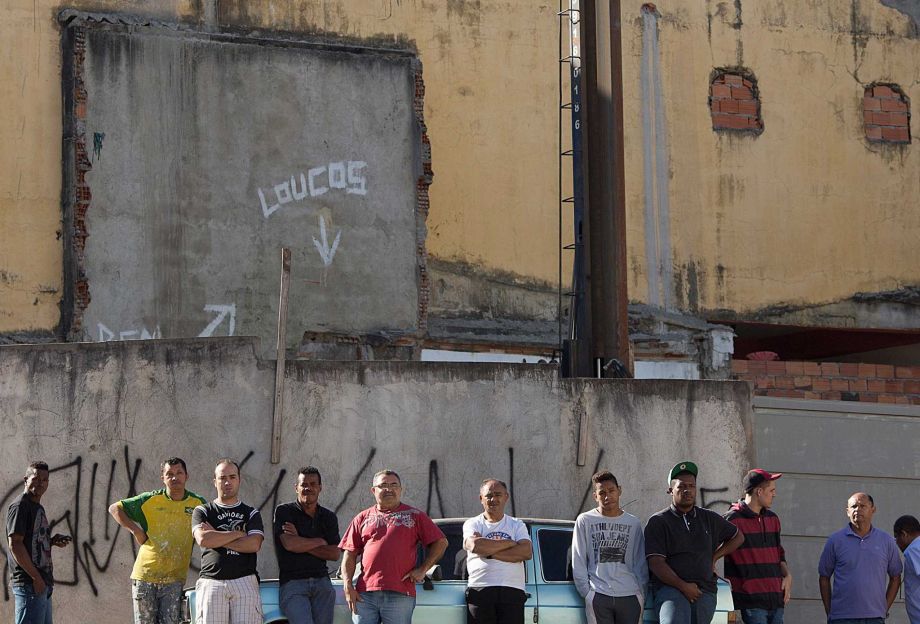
192, 459, 264, 624
6, 461, 71, 624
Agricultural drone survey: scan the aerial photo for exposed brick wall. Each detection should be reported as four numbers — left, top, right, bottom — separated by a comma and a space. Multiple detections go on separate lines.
68, 27, 93, 338
732, 360, 920, 405
413, 62, 432, 336
710, 71, 763, 133
864, 84, 911, 143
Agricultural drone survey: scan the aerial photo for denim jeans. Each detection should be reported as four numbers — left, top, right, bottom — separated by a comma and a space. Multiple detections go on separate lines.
740, 607, 784, 624
352, 590, 416, 624
653, 586, 717, 624
280, 577, 336, 624
12, 584, 53, 624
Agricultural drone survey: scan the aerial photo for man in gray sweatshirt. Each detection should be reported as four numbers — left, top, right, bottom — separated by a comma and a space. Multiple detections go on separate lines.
572, 471, 648, 624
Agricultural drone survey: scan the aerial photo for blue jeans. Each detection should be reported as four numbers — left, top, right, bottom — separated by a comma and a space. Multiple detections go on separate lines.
280, 577, 336, 624
654, 586, 717, 624
353, 590, 416, 624
12, 585, 53, 624
740, 607, 784, 624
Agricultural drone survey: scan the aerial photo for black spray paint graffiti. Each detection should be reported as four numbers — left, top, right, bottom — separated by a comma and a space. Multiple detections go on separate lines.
0, 447, 375, 602
573, 449, 734, 515
0, 447, 143, 601
334, 447, 377, 515
0, 445, 734, 602
424, 447, 519, 519
699, 487, 733, 510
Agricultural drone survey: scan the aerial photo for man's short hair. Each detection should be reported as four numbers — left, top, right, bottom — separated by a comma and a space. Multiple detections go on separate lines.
163, 457, 187, 473
592, 471, 619, 487
298, 466, 322, 484
372, 469, 400, 483
215, 458, 241, 475
894, 515, 920, 535
851, 492, 875, 506
480, 478, 508, 492
26, 461, 49, 476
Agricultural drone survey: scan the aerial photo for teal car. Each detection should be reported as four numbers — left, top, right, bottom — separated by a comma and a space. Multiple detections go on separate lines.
183, 518, 734, 623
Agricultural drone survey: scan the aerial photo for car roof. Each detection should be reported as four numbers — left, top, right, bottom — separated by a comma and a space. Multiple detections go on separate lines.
436, 517, 574, 528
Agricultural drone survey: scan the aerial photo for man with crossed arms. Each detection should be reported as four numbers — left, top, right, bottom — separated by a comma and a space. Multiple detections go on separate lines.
463, 478, 532, 624
192, 459, 265, 624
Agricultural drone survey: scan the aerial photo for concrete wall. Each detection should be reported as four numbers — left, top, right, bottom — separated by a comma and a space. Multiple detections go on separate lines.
6, 0, 916, 346
63, 19, 425, 350
0, 338, 752, 622
753, 396, 920, 624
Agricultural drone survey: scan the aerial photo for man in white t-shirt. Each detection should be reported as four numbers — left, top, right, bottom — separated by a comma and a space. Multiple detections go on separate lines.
462, 479, 533, 624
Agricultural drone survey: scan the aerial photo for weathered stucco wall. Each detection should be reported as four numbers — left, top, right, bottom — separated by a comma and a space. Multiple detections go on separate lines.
753, 396, 920, 624
624, 0, 920, 323
65, 19, 425, 348
0, 337, 752, 622
3, 0, 918, 342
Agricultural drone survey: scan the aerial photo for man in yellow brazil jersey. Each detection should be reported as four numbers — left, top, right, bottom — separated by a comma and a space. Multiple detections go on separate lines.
109, 457, 207, 624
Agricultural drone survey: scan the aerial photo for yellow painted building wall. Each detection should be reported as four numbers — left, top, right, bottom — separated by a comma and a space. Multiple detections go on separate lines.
0, 0, 200, 335
1, 0, 918, 334
621, 0, 920, 317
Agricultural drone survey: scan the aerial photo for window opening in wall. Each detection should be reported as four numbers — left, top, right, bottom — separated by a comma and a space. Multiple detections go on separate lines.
709, 71, 763, 134
863, 84, 911, 144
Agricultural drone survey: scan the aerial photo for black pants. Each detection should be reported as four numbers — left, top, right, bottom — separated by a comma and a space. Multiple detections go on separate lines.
588, 592, 642, 624
466, 586, 527, 624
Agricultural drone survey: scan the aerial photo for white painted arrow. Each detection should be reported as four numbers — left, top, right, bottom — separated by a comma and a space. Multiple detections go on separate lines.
312, 216, 342, 267
199, 304, 237, 337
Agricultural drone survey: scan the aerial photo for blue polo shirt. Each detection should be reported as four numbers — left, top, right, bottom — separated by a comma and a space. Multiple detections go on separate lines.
904, 538, 920, 624
818, 524, 902, 620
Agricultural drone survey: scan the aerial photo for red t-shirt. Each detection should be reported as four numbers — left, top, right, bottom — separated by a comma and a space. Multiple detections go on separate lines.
339, 503, 445, 597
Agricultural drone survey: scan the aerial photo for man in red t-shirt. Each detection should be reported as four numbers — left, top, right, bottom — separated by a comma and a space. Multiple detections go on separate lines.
339, 469, 448, 624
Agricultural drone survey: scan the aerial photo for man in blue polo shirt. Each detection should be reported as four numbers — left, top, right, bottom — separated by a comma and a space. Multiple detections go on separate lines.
818, 492, 902, 624
893, 515, 920, 624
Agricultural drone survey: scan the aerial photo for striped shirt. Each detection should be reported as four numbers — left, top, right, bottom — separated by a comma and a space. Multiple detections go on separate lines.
723, 501, 785, 610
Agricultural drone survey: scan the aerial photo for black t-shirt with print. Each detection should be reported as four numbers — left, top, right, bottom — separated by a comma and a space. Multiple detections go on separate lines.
6, 494, 53, 586
192, 500, 264, 580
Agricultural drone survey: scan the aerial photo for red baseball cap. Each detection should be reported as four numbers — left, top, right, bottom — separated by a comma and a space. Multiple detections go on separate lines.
743, 468, 782, 493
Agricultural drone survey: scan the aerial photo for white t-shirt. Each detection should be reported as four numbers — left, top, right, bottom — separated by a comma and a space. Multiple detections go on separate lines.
463, 513, 530, 590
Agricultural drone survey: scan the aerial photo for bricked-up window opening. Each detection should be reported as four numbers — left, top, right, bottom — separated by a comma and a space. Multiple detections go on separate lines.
709, 72, 763, 133
864, 84, 911, 144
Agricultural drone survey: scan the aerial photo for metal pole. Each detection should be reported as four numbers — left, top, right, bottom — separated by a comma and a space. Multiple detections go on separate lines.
581, 0, 630, 375
270, 247, 291, 464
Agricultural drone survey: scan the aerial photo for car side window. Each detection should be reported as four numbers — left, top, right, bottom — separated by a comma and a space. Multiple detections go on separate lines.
538, 528, 573, 582
417, 522, 467, 581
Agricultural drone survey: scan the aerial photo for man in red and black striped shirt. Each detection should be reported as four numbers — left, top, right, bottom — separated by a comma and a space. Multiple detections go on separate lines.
723, 469, 792, 624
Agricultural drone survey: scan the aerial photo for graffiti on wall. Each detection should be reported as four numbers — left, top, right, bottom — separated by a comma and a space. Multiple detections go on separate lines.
0, 444, 733, 602
258, 161, 368, 219
0, 446, 376, 601
93, 304, 237, 343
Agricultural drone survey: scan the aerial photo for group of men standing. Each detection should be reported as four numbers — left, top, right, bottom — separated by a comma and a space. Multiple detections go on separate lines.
572, 461, 918, 624
6, 458, 920, 624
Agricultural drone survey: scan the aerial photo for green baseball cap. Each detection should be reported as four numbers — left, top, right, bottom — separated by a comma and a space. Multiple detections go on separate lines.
668, 461, 699, 484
